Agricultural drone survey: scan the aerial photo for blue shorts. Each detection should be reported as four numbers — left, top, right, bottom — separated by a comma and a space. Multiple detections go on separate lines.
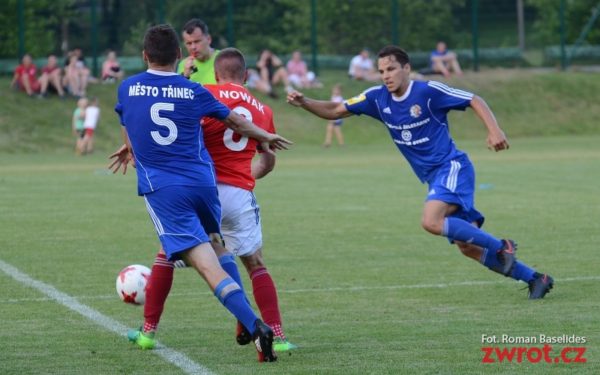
425, 156, 485, 229
332, 119, 343, 126
143, 185, 221, 261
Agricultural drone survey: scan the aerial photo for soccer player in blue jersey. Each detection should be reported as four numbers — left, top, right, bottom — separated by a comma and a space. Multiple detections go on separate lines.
287, 45, 553, 299
110, 24, 292, 361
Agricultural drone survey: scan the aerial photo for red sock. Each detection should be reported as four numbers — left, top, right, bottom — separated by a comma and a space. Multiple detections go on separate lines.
143, 252, 174, 332
251, 267, 285, 340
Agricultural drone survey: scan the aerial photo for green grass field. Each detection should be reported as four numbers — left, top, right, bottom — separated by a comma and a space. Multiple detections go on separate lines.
1, 135, 599, 374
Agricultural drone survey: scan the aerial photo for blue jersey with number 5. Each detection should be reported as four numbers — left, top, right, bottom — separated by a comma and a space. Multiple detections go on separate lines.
115, 70, 230, 195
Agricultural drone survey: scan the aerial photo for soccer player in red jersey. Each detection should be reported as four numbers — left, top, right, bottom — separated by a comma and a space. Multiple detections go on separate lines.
201, 48, 296, 352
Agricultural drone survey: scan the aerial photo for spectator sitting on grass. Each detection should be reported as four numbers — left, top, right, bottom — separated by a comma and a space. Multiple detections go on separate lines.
39, 55, 65, 98
348, 48, 379, 82
101, 50, 124, 83
63, 49, 91, 97
430, 41, 463, 78
10, 54, 40, 97
245, 68, 273, 96
286, 51, 322, 89
256, 49, 292, 98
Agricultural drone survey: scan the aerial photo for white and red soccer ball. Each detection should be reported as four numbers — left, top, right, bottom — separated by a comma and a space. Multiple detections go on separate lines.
116, 264, 151, 305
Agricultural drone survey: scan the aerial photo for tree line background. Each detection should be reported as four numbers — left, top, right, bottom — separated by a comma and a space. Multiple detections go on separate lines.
1, 0, 599, 64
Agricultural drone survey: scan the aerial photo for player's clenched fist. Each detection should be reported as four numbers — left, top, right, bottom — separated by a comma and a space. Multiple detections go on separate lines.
286, 90, 305, 107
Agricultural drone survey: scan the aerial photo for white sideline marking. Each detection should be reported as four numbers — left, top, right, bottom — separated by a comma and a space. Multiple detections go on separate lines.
2, 274, 598, 304
281, 275, 600, 294
0, 259, 214, 375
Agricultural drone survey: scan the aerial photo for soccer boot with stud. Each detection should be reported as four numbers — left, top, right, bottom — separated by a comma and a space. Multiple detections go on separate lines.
253, 319, 277, 362
273, 337, 298, 352
127, 327, 156, 350
236, 321, 252, 346
528, 272, 554, 299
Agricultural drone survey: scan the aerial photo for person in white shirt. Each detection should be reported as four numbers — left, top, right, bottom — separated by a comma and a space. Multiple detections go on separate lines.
348, 48, 379, 81
82, 97, 100, 154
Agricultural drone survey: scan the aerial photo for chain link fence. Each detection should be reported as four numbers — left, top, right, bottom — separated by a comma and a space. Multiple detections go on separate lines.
2, 0, 599, 75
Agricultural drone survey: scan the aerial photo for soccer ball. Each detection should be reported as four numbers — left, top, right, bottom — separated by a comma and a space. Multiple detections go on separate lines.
116, 264, 151, 305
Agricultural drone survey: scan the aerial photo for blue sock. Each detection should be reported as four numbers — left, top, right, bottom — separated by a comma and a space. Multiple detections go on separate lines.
443, 217, 504, 252
214, 278, 258, 335
510, 261, 536, 282
480, 247, 502, 269
219, 254, 245, 292
480, 249, 536, 282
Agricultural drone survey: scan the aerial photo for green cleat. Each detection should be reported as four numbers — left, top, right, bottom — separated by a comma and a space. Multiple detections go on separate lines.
273, 337, 298, 352
127, 328, 156, 350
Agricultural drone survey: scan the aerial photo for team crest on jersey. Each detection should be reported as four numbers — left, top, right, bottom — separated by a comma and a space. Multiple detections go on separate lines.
409, 104, 422, 118
345, 94, 366, 105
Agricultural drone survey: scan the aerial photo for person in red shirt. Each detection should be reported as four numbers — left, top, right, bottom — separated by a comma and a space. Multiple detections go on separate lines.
10, 54, 40, 96
39, 55, 65, 98
202, 50, 296, 352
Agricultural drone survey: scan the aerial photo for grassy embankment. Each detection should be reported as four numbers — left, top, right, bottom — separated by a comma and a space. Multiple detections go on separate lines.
1, 68, 599, 154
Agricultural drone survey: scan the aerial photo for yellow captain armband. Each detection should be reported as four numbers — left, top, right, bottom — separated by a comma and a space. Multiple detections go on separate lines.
345, 93, 366, 105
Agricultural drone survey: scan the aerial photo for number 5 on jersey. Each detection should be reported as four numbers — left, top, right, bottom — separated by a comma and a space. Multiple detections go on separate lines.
150, 102, 177, 145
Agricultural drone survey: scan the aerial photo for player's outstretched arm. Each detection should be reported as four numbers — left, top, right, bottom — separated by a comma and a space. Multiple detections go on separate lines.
470, 95, 509, 152
223, 111, 293, 153
287, 90, 352, 120
108, 129, 135, 174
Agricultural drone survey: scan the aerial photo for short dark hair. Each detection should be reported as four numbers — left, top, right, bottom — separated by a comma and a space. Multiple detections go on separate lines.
143, 24, 180, 66
377, 45, 410, 66
214, 48, 246, 81
182, 18, 209, 35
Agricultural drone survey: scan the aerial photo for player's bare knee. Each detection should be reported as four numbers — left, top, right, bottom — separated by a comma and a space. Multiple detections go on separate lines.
421, 217, 442, 235
191, 255, 217, 277
241, 250, 265, 273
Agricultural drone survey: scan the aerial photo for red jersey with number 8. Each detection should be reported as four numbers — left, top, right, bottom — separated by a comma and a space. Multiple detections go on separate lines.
202, 83, 275, 191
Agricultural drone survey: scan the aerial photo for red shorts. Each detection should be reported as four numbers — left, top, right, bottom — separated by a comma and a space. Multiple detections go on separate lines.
18, 77, 40, 93
85, 129, 94, 136
31, 80, 41, 92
